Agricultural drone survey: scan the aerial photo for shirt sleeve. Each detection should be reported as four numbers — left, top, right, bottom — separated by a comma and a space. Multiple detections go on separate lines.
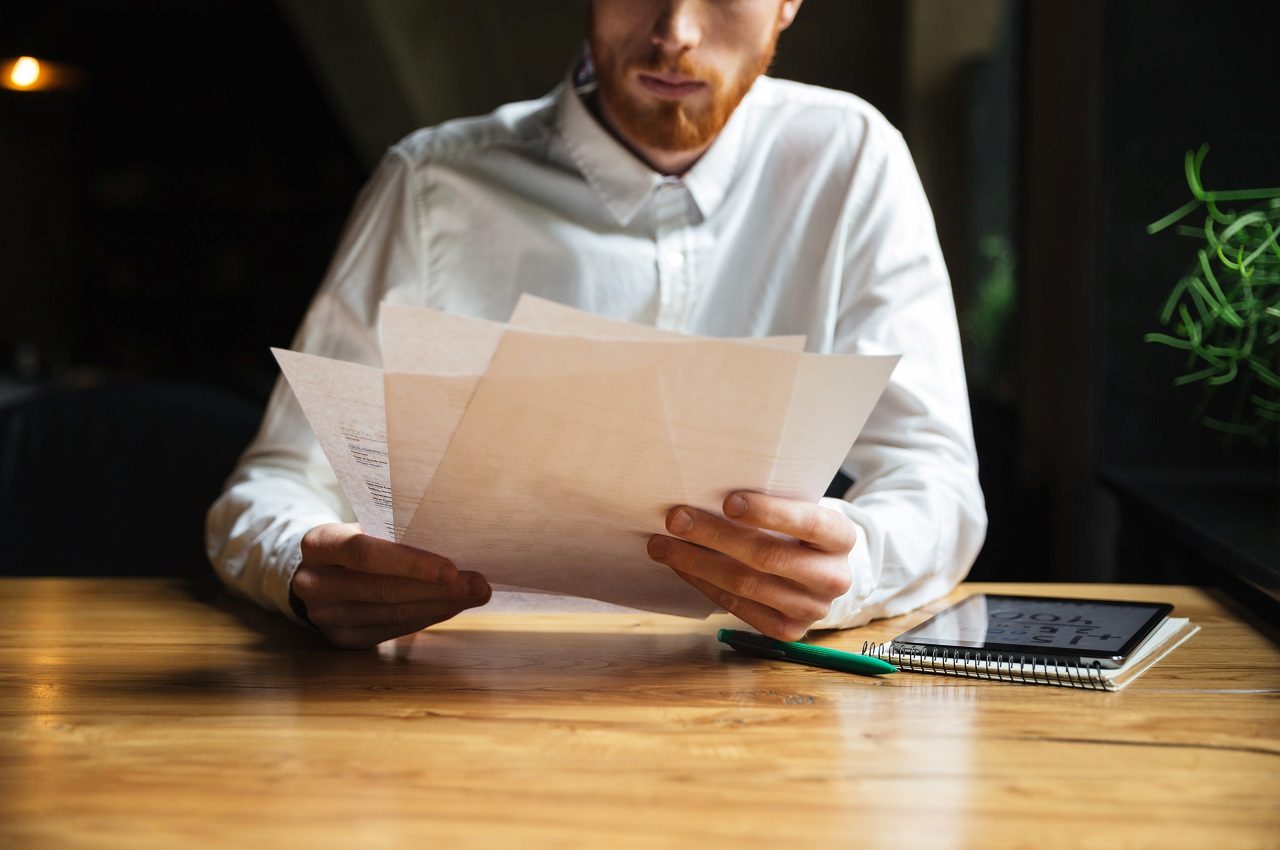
809, 124, 988, 630
205, 150, 422, 622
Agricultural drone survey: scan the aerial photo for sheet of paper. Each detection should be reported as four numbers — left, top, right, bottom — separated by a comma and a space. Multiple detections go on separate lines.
282, 298, 895, 615
379, 297, 806, 548
272, 349, 395, 540
400, 329, 897, 616
380, 307, 503, 540
402, 344, 711, 616
383, 372, 480, 540
509, 293, 808, 351
381, 295, 805, 370
765, 352, 900, 499
381, 297, 703, 538
380, 305, 505, 374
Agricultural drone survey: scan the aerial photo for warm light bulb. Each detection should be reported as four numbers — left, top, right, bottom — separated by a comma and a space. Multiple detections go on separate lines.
10, 56, 41, 89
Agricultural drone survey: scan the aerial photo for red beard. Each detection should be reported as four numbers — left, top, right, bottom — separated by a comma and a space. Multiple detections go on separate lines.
591, 35, 778, 154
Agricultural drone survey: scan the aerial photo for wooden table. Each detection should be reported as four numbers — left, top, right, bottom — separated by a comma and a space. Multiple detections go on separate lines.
2, 580, 1277, 849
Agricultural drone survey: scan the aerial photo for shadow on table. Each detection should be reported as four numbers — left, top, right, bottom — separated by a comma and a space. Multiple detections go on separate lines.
180, 573, 329, 650
90, 577, 864, 707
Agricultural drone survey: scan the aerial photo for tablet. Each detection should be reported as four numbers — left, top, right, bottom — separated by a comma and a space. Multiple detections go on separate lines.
891, 594, 1174, 668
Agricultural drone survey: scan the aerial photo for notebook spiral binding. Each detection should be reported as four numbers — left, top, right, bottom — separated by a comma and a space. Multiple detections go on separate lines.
859, 641, 1108, 690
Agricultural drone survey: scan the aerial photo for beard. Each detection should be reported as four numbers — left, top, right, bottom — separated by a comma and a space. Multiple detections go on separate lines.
590, 30, 779, 154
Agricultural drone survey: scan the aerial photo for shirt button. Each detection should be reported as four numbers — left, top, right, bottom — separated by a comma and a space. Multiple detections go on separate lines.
663, 250, 685, 269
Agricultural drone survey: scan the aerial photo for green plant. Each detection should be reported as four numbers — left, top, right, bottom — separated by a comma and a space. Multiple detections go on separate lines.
962, 232, 1016, 389
1144, 144, 1280, 445
966, 234, 1016, 354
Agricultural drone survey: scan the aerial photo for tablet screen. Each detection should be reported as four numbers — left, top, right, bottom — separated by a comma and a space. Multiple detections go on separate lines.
894, 594, 1173, 660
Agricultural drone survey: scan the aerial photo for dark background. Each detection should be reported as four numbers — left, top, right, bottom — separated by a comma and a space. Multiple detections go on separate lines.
1, 1, 1276, 600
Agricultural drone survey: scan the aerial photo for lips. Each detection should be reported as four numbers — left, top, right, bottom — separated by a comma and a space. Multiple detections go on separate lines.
636, 72, 707, 100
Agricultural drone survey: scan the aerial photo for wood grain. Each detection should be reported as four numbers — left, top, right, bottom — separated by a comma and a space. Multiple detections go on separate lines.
1, 579, 1277, 849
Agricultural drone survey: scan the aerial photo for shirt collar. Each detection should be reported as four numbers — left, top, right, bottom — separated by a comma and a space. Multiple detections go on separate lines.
554, 71, 753, 227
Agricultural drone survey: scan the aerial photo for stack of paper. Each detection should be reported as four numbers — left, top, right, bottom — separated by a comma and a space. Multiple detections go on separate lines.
274, 295, 897, 617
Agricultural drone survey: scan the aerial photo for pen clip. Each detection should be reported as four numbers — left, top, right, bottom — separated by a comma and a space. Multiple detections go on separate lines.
724, 639, 788, 661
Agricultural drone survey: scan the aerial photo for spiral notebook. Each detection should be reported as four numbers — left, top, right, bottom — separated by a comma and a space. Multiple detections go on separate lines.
860, 594, 1199, 691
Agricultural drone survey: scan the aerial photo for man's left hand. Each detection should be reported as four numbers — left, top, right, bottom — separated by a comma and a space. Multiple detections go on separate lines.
647, 492, 856, 642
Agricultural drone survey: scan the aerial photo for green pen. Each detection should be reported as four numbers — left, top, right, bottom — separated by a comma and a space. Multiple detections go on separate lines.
717, 629, 897, 676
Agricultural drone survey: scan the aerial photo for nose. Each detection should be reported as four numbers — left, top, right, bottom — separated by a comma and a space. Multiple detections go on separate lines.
651, 0, 703, 55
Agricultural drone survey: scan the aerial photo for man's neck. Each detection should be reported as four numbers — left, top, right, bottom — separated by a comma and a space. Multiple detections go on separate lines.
585, 90, 713, 177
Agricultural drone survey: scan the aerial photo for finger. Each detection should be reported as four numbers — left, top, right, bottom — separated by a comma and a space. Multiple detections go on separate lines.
317, 529, 457, 584
670, 569, 811, 643
723, 492, 856, 553
296, 564, 488, 606
648, 535, 829, 623
309, 592, 489, 631
665, 506, 840, 591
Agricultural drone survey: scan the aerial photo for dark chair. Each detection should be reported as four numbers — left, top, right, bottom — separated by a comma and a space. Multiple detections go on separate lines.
0, 381, 261, 577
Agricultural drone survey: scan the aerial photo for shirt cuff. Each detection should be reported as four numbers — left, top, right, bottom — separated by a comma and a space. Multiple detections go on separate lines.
266, 529, 312, 628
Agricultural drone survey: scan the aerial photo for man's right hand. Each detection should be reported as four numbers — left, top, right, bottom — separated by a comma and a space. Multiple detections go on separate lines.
292, 522, 491, 649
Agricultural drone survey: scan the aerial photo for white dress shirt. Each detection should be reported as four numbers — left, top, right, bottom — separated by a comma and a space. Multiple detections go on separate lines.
206, 73, 987, 630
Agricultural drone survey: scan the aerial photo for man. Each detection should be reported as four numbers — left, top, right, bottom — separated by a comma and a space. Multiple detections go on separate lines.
207, 0, 987, 648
